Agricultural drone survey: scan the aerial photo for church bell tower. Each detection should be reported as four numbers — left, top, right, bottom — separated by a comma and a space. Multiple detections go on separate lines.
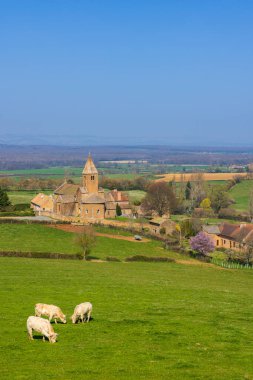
82, 153, 99, 193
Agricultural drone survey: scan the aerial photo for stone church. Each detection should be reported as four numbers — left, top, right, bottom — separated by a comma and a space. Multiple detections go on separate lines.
31, 154, 132, 221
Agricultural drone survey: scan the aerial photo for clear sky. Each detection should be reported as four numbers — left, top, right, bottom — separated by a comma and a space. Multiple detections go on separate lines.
1, 0, 253, 146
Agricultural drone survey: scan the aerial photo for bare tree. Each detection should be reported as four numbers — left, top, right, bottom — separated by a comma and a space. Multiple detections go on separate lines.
190, 173, 206, 207
75, 225, 96, 260
141, 181, 177, 217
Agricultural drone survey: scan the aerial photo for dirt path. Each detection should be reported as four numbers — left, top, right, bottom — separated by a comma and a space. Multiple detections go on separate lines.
47, 224, 150, 243
176, 259, 226, 269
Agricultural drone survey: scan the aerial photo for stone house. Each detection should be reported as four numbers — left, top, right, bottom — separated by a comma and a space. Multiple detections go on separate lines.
203, 223, 253, 251
149, 217, 176, 235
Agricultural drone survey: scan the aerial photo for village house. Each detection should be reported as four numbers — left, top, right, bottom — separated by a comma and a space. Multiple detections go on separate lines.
149, 217, 176, 235
203, 223, 253, 251
31, 154, 132, 222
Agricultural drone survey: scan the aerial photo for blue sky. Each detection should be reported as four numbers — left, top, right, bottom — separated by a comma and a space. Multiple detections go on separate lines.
1, 0, 253, 145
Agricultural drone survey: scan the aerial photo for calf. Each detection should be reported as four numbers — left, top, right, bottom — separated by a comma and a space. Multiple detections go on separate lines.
35, 303, 66, 324
27, 316, 58, 343
71, 302, 92, 324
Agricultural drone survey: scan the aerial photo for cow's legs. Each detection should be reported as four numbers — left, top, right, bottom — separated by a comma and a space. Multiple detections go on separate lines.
87, 310, 91, 322
27, 327, 33, 340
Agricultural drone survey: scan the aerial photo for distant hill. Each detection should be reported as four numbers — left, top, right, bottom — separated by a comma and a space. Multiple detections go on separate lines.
1, 144, 253, 170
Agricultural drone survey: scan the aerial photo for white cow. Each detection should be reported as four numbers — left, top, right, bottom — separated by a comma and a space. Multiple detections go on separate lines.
27, 316, 58, 343
71, 302, 92, 324
35, 303, 66, 324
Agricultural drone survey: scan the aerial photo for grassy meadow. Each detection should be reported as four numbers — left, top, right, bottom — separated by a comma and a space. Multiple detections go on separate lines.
7, 190, 51, 205
0, 223, 180, 261
1, 257, 253, 379
229, 179, 253, 212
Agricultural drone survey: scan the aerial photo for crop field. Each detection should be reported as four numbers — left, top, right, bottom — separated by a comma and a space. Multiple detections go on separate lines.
229, 179, 253, 212
1, 255, 253, 379
156, 172, 247, 182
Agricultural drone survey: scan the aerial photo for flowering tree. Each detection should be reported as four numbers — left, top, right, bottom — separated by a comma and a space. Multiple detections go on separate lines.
190, 232, 215, 256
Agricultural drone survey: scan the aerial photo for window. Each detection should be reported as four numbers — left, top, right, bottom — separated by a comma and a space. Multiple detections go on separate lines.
85, 209, 88, 214
97, 209, 100, 214
233, 242, 236, 247
91, 175, 95, 181
217, 240, 219, 246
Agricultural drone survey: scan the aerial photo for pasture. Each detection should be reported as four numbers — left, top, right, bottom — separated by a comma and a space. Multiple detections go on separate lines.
0, 223, 180, 261
7, 190, 51, 205
1, 257, 253, 379
229, 179, 253, 212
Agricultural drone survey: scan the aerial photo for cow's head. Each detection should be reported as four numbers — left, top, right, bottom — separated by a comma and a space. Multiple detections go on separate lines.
49, 333, 58, 343
71, 314, 76, 324
62, 315, 67, 324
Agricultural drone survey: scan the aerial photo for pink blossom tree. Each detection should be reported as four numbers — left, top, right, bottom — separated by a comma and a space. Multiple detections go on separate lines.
190, 232, 215, 256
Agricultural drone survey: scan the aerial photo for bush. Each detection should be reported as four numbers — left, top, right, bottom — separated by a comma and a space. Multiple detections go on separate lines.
106, 256, 121, 262
125, 255, 175, 262
0, 251, 81, 260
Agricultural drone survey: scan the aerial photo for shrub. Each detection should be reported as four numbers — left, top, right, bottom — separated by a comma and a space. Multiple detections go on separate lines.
106, 256, 121, 262
125, 255, 175, 262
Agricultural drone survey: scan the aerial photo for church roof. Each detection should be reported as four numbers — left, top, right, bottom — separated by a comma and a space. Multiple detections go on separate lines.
54, 183, 79, 196
82, 154, 98, 175
81, 193, 105, 204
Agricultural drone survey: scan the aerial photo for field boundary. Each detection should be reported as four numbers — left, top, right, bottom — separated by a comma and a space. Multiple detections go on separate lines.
0, 251, 82, 260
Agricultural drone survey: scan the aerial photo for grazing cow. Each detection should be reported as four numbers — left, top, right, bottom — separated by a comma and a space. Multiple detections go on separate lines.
35, 303, 66, 324
27, 316, 58, 343
71, 302, 92, 324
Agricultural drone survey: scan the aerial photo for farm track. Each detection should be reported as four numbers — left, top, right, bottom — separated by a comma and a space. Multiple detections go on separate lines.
48, 224, 150, 243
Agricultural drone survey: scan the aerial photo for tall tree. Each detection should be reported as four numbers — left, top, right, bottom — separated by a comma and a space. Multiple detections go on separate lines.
141, 181, 177, 217
116, 203, 122, 216
249, 189, 253, 221
0, 187, 11, 211
210, 187, 231, 213
185, 181, 191, 200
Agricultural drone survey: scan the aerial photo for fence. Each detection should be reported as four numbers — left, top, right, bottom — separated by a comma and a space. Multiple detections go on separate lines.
211, 258, 253, 269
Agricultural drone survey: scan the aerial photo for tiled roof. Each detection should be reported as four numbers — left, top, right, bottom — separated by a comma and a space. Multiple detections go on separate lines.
218, 223, 253, 244
31, 193, 53, 210
203, 225, 220, 234
31, 193, 48, 207
109, 189, 129, 202
81, 193, 105, 204
54, 183, 79, 196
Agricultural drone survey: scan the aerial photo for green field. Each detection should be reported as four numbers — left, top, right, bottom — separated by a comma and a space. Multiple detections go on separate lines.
0, 167, 143, 181
0, 167, 83, 177
1, 256, 253, 379
229, 180, 253, 212
0, 223, 179, 261
126, 190, 146, 203
7, 190, 51, 205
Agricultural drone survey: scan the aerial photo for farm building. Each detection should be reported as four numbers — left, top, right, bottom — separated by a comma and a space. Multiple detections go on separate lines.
203, 223, 253, 251
149, 217, 176, 235
31, 154, 132, 222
